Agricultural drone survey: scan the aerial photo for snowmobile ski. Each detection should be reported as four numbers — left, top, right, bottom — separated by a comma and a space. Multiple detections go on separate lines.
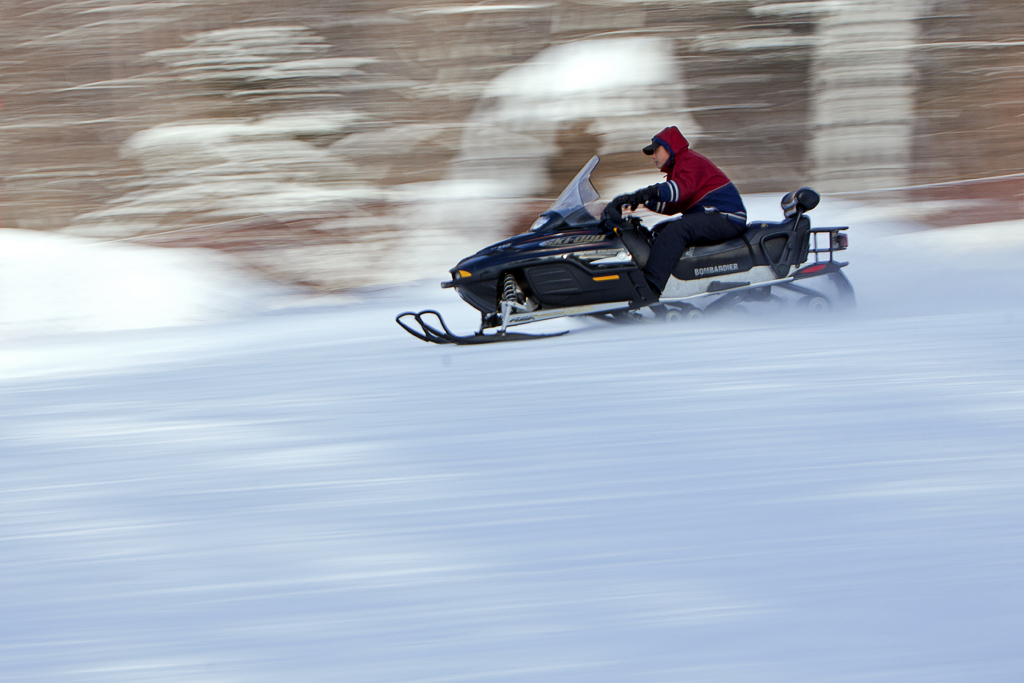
396, 310, 568, 345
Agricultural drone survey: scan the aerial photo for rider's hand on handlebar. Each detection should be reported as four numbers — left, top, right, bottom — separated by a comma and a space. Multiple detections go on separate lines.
630, 185, 659, 210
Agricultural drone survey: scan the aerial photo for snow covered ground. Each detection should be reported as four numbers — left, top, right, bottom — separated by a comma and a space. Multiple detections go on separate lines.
3, 198, 1024, 682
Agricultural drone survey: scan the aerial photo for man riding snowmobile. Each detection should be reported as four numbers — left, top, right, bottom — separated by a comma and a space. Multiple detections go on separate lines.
397, 150, 854, 345
612, 126, 748, 304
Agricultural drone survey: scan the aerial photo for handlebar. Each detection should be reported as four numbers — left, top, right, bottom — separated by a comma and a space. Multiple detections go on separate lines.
601, 195, 638, 234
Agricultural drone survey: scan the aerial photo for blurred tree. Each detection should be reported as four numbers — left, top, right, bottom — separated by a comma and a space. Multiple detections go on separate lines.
0, 0, 1020, 286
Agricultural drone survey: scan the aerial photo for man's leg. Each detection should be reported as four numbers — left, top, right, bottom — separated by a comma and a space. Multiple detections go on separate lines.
642, 213, 741, 293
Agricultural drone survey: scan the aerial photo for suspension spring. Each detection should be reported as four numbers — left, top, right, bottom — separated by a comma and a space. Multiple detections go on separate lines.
502, 273, 522, 304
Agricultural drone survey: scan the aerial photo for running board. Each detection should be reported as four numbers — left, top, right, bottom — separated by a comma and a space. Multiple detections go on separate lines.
499, 300, 633, 329
500, 272, 823, 327
664, 276, 796, 302
661, 259, 849, 303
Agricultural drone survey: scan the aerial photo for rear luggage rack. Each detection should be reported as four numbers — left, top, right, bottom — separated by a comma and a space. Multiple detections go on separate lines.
809, 227, 849, 262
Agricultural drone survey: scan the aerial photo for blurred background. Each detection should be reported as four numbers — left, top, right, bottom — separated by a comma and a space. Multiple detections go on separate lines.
1, 0, 1021, 290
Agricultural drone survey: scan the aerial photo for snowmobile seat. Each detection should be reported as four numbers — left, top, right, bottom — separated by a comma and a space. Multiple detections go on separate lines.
668, 213, 811, 281
671, 234, 754, 281
685, 235, 749, 259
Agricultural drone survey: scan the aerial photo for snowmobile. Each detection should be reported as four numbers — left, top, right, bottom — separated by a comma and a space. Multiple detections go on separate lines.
397, 155, 854, 344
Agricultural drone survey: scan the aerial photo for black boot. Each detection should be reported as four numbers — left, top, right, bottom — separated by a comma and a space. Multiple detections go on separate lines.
631, 274, 661, 308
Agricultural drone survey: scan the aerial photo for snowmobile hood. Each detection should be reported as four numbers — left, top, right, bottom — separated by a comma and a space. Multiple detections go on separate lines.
650, 126, 689, 173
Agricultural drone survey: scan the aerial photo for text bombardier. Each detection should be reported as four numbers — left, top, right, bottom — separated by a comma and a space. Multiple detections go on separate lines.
694, 263, 740, 277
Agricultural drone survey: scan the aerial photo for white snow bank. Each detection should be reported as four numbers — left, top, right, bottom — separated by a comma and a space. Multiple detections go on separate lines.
451, 37, 701, 196
4, 201, 1024, 338
475, 36, 694, 132
126, 112, 362, 151
486, 37, 676, 100
0, 229, 291, 337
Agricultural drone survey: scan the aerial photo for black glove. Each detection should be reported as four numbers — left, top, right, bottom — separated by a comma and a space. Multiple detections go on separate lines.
602, 197, 627, 223
615, 185, 660, 212
605, 193, 631, 214
628, 185, 660, 210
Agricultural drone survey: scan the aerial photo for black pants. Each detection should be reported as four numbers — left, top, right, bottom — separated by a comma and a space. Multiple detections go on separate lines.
643, 212, 745, 293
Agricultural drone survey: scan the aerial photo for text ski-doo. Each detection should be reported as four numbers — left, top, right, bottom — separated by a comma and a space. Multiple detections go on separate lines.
397, 155, 854, 344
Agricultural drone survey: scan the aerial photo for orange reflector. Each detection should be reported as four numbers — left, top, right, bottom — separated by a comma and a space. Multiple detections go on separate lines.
458, 270, 472, 278
593, 275, 620, 282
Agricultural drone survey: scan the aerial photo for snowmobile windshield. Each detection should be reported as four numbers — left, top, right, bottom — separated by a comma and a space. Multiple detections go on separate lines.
529, 155, 603, 232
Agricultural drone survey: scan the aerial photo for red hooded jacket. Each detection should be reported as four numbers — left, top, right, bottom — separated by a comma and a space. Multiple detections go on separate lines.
645, 126, 746, 225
